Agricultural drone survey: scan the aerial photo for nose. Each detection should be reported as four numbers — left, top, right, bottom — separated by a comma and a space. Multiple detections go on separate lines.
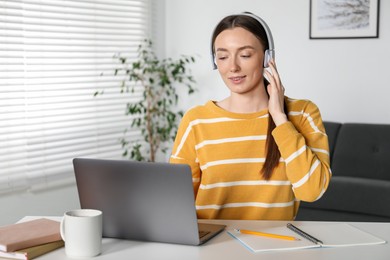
229, 57, 240, 72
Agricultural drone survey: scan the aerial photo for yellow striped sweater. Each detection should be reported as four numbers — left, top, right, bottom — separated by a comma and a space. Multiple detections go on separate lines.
170, 97, 331, 220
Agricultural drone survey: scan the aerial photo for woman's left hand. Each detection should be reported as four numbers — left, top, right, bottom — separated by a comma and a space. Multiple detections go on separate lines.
264, 59, 288, 126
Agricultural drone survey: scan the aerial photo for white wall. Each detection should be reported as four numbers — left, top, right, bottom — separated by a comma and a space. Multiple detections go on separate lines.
164, 0, 390, 124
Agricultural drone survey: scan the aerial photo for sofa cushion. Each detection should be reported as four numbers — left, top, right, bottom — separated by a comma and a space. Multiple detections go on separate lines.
299, 176, 390, 219
323, 121, 341, 161
332, 123, 390, 181
296, 208, 390, 222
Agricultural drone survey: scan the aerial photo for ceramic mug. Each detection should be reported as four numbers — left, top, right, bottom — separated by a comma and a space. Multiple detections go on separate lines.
60, 209, 103, 258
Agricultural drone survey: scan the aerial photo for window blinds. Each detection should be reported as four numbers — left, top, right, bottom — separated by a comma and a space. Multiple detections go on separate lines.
0, 0, 151, 193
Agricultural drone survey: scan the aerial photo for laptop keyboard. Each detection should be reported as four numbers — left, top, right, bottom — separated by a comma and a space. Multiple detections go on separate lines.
199, 230, 210, 239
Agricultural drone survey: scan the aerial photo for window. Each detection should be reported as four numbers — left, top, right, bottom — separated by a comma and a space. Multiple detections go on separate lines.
0, 0, 151, 193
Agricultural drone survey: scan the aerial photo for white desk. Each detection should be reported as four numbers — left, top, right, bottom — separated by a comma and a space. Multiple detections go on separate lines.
37, 219, 390, 260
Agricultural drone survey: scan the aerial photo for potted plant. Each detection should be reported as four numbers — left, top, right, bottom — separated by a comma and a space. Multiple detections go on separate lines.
95, 39, 196, 162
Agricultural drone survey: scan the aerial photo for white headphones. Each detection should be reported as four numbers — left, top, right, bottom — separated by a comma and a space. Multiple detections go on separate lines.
211, 12, 275, 69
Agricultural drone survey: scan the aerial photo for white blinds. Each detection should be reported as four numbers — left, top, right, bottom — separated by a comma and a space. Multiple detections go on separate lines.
0, 0, 151, 193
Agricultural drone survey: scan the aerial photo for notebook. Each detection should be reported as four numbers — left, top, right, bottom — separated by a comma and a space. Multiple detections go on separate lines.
73, 158, 225, 246
228, 222, 386, 253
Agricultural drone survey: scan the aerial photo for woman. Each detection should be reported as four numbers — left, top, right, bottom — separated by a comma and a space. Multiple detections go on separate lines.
170, 12, 331, 220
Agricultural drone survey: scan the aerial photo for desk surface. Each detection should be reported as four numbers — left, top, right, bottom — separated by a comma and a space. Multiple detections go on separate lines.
37, 219, 390, 260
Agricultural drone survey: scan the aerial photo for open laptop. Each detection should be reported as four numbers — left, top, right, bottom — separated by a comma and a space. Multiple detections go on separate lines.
73, 158, 225, 245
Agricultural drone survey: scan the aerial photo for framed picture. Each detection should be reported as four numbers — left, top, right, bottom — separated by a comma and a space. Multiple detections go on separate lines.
310, 0, 380, 39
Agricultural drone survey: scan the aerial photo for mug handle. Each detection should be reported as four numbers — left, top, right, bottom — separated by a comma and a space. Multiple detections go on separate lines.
60, 215, 66, 241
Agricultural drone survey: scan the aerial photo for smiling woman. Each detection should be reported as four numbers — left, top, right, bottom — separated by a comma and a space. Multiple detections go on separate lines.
0, 0, 152, 194
169, 12, 331, 221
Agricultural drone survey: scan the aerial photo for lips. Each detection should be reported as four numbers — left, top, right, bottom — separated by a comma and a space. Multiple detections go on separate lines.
229, 75, 246, 84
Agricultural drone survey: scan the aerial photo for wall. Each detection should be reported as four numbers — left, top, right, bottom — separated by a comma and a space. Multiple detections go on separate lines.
164, 0, 390, 124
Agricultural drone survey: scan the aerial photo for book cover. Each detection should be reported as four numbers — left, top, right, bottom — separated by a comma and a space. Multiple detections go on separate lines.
0, 240, 64, 260
228, 223, 386, 253
0, 218, 62, 252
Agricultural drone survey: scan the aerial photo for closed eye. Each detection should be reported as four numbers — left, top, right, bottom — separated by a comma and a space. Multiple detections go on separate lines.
217, 56, 228, 60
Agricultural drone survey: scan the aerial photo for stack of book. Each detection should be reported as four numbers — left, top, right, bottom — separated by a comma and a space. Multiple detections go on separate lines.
0, 218, 64, 260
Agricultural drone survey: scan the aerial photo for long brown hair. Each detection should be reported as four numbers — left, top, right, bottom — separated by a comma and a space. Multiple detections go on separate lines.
211, 13, 286, 180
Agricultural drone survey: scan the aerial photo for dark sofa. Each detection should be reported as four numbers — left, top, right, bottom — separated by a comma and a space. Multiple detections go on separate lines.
296, 121, 390, 222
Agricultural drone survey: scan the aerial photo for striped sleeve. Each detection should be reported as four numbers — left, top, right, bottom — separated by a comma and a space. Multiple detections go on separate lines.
169, 111, 201, 196
272, 100, 331, 202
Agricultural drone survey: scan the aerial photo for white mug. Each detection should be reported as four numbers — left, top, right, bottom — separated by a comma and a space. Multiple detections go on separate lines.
60, 209, 103, 258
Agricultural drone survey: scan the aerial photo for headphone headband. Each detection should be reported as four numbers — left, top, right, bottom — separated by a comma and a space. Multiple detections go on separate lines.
211, 12, 275, 69
240, 13, 274, 52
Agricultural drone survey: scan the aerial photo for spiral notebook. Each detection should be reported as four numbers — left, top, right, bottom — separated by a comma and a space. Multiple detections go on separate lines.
228, 222, 386, 253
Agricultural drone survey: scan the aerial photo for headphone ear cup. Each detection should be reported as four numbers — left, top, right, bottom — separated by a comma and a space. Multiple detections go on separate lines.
263, 50, 271, 68
213, 55, 217, 69
263, 49, 275, 68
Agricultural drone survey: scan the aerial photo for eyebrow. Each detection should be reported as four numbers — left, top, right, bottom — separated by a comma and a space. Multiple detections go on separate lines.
215, 45, 256, 52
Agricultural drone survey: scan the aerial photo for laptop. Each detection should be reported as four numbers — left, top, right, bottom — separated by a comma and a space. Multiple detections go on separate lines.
73, 158, 226, 245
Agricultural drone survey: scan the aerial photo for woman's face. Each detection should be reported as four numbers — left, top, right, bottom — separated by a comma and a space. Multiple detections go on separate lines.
214, 27, 265, 95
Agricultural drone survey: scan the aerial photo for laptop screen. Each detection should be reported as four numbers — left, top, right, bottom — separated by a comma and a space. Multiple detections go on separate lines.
73, 158, 204, 245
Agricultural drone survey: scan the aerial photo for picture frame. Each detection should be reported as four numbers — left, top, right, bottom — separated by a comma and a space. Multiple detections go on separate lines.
309, 0, 380, 39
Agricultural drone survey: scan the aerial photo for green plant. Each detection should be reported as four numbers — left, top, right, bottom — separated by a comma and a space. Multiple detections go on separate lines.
95, 39, 196, 162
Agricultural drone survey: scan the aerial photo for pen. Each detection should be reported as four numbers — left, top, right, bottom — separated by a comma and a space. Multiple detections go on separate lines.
235, 229, 300, 241
286, 223, 323, 245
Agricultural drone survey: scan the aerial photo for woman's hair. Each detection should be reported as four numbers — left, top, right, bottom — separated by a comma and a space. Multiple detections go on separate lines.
211, 13, 269, 59
211, 13, 286, 180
